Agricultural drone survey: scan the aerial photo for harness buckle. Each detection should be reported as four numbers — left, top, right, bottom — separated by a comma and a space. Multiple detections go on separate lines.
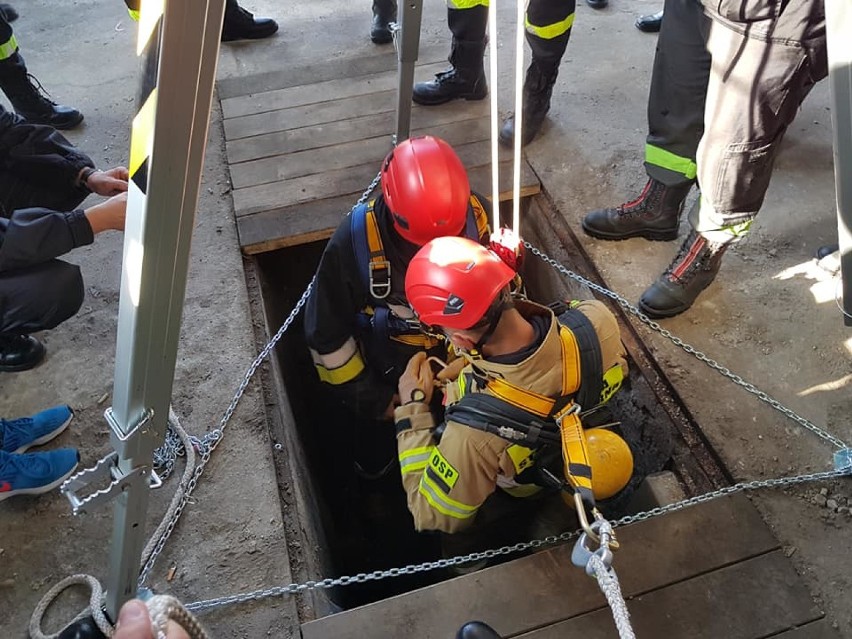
368, 260, 392, 299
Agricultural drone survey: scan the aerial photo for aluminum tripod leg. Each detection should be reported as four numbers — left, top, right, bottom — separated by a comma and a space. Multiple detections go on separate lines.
826, 0, 852, 326
395, 0, 423, 144
89, 0, 227, 620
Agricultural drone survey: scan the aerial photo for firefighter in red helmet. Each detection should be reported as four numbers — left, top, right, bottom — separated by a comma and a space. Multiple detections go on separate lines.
395, 236, 633, 550
304, 136, 491, 477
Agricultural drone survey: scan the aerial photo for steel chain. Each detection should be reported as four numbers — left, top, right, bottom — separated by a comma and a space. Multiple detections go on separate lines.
184, 464, 851, 613
139, 171, 382, 585
523, 242, 849, 450
140, 190, 850, 606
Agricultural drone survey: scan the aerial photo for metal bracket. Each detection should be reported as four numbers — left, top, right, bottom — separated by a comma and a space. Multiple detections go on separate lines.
61, 451, 162, 515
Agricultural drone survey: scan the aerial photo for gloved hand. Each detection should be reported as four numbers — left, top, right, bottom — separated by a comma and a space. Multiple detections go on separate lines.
436, 356, 467, 384
489, 227, 525, 271
398, 352, 434, 405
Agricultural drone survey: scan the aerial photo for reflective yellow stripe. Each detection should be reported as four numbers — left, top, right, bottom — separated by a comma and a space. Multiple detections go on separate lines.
129, 88, 157, 180
470, 195, 490, 239
502, 484, 542, 498
315, 349, 366, 385
557, 407, 594, 494
525, 12, 575, 40
419, 472, 478, 519
400, 447, 434, 474
645, 144, 698, 180
721, 219, 753, 238
0, 34, 18, 60
128, 9, 141, 21
558, 327, 582, 396
447, 0, 489, 8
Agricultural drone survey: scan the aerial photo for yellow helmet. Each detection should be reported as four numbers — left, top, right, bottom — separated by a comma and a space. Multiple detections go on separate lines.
586, 428, 634, 500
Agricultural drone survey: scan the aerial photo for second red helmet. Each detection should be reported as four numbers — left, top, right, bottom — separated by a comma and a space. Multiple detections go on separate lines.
381, 136, 471, 246
405, 236, 516, 330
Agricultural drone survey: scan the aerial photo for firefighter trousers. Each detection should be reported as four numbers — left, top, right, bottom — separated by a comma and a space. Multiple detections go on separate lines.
446, 0, 576, 66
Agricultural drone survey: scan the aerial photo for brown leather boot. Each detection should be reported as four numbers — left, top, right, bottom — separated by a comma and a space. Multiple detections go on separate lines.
582, 178, 693, 241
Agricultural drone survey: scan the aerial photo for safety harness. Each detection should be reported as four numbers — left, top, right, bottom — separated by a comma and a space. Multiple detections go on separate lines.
350, 196, 490, 301
445, 305, 625, 508
350, 196, 490, 349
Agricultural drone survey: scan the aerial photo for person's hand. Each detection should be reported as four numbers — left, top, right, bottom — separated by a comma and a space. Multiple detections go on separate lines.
113, 599, 190, 639
382, 394, 401, 421
398, 352, 434, 405
436, 357, 466, 385
86, 166, 129, 197
85, 192, 128, 234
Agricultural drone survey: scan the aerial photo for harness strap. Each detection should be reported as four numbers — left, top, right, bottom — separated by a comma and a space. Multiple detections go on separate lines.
557, 309, 604, 411
351, 200, 391, 300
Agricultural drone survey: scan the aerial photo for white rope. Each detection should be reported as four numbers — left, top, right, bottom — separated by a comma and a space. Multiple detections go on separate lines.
28, 409, 197, 639
511, 0, 525, 234
28, 575, 112, 639
488, 0, 501, 231
588, 554, 636, 639
147, 594, 209, 639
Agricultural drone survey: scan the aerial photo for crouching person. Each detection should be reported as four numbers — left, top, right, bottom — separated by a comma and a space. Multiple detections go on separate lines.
395, 236, 634, 563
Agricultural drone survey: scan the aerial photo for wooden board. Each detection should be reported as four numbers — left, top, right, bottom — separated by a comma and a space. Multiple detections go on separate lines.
236, 160, 539, 254
516, 552, 821, 639
221, 51, 540, 254
301, 494, 822, 639
217, 42, 450, 100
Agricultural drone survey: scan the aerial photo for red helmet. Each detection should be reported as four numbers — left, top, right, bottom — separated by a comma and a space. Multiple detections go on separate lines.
405, 237, 515, 330
381, 136, 470, 246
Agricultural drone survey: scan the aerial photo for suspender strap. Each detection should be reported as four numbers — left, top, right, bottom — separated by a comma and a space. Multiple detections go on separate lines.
557, 309, 603, 411
466, 195, 491, 241
351, 200, 391, 300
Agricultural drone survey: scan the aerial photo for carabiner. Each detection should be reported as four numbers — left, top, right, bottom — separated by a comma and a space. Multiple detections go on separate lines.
571, 518, 615, 576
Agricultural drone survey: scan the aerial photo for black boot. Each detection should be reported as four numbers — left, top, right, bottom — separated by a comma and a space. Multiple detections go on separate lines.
371, 0, 397, 44
0, 4, 18, 22
221, 1, 278, 42
586, 0, 608, 8
635, 10, 664, 33
456, 621, 503, 639
639, 230, 729, 318
413, 38, 487, 106
499, 59, 559, 148
0, 334, 45, 372
582, 178, 693, 241
0, 52, 83, 130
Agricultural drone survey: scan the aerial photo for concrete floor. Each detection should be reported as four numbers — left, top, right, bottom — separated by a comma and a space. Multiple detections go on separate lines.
0, 0, 850, 637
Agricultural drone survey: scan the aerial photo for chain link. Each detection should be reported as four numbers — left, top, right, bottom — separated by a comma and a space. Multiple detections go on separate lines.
139, 171, 383, 585
183, 464, 851, 613
523, 242, 849, 450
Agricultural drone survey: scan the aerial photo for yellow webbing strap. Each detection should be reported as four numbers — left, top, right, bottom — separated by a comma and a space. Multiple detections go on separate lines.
481, 324, 583, 417
556, 404, 595, 504
470, 195, 491, 240
364, 203, 391, 298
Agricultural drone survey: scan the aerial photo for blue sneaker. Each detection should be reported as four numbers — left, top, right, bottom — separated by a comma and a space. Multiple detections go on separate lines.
0, 405, 74, 454
0, 448, 79, 501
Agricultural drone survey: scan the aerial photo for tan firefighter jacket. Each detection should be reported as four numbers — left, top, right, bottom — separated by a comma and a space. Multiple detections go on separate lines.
394, 299, 627, 534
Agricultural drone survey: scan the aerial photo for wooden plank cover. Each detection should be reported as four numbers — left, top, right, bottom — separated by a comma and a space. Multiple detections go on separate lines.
300, 494, 784, 639
236, 160, 538, 254
223, 56, 540, 254
517, 552, 822, 639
